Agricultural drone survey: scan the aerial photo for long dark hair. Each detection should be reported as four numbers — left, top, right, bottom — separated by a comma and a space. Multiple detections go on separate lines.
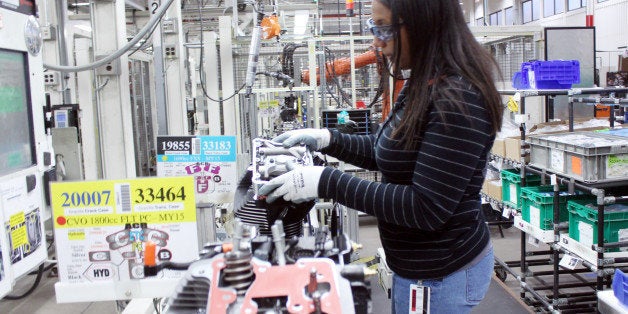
377, 0, 503, 149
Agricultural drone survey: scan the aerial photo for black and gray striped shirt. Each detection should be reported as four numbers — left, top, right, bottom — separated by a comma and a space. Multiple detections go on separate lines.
319, 77, 494, 279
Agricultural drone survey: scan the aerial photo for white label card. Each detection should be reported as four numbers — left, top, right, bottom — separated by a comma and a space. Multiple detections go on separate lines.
528, 235, 540, 247
618, 228, 628, 252
578, 221, 594, 247
409, 284, 430, 314
530, 205, 540, 229
550, 150, 564, 172
559, 255, 582, 270
502, 206, 512, 218
509, 184, 517, 205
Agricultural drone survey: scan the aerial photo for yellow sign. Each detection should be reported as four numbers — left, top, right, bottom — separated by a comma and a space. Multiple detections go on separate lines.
258, 100, 279, 110
68, 230, 86, 240
51, 177, 196, 229
9, 212, 28, 248
9, 211, 25, 226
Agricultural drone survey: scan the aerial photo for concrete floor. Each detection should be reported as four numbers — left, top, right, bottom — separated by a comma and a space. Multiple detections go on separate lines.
0, 215, 533, 314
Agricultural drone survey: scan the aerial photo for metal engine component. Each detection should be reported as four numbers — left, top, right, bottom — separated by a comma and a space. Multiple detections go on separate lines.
233, 139, 316, 239
159, 138, 371, 313
223, 223, 256, 296
163, 219, 371, 314
251, 138, 313, 194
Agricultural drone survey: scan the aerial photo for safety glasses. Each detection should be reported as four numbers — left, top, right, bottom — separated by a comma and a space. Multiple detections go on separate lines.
366, 18, 398, 42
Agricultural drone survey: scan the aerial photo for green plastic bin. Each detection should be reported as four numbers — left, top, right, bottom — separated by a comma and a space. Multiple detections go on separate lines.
568, 199, 628, 252
520, 185, 588, 230
500, 168, 542, 209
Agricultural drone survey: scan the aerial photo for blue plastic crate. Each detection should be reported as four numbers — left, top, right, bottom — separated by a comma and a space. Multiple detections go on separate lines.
598, 128, 628, 138
512, 60, 580, 89
613, 269, 628, 306
512, 71, 527, 89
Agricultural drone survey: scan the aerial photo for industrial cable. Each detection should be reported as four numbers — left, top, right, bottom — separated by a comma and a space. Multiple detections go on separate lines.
27, 261, 56, 276
43, 0, 175, 72
281, 43, 306, 78
128, 17, 162, 56
196, 0, 210, 104
202, 77, 228, 105
2, 264, 45, 300
153, 298, 162, 314
323, 47, 352, 107
263, 53, 282, 73
325, 47, 352, 106
195, 0, 246, 103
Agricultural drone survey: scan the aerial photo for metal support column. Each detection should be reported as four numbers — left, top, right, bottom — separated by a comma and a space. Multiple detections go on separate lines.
202, 31, 222, 135
161, 0, 188, 135
40, 0, 74, 105
218, 16, 238, 136
150, 0, 168, 135
308, 39, 320, 128
218, 16, 239, 136
519, 96, 528, 300
91, 0, 136, 179
74, 37, 100, 180
552, 181, 561, 306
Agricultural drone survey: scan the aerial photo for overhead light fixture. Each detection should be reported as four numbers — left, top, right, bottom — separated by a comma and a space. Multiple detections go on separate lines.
74, 24, 92, 33
125, 0, 148, 11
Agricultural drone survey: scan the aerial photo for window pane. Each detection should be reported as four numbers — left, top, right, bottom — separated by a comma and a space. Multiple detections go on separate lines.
490, 12, 500, 25
523, 1, 532, 23
505, 7, 514, 25
532, 0, 540, 20
569, 0, 583, 10
556, 0, 565, 13
544, 0, 555, 17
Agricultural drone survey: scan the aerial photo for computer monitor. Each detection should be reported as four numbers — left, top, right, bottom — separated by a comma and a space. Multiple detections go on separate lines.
0, 48, 36, 176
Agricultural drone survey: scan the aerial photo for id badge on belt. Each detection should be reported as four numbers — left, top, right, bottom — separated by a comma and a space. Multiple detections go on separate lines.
409, 284, 430, 314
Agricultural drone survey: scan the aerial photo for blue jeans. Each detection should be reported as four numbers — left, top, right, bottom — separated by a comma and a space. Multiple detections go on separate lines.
391, 247, 494, 313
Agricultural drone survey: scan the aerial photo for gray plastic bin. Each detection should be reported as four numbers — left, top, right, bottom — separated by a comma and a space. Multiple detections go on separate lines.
527, 131, 628, 183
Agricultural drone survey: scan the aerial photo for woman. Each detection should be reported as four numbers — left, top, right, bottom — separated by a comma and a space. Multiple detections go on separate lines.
258, 0, 503, 312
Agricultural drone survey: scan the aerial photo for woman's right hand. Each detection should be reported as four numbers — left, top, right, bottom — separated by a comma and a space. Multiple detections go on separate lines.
272, 128, 331, 151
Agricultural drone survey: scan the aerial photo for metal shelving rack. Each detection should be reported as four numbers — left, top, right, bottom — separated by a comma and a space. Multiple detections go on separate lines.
480, 192, 515, 239
494, 87, 628, 313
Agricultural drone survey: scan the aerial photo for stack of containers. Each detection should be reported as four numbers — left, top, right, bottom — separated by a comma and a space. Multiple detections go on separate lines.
519, 185, 588, 230
568, 199, 628, 252
500, 168, 541, 210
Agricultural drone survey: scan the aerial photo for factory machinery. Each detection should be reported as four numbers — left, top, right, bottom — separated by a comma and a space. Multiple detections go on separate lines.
143, 139, 372, 313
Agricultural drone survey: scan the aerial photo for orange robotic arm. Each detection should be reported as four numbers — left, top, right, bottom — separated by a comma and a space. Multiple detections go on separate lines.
300, 49, 403, 122
301, 50, 378, 85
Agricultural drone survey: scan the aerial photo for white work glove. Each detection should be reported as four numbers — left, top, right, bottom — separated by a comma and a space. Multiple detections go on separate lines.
272, 128, 331, 151
258, 166, 324, 203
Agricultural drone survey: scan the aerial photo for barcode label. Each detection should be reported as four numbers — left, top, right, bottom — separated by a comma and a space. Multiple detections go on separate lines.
192, 138, 201, 155
115, 183, 132, 213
